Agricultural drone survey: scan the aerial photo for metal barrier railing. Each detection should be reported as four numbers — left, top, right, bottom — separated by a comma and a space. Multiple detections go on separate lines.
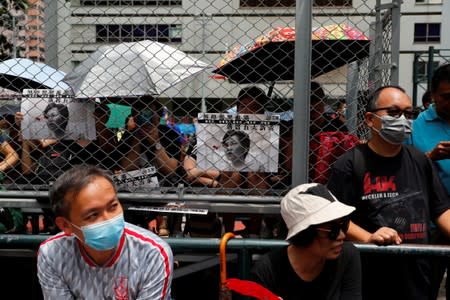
2, 234, 450, 280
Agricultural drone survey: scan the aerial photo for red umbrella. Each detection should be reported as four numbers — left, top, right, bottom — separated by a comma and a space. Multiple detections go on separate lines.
219, 233, 281, 300
213, 24, 370, 84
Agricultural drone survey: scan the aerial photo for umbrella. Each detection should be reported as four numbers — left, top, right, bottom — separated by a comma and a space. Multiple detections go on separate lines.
0, 58, 70, 92
213, 24, 370, 84
219, 233, 281, 300
0, 103, 20, 116
64, 40, 210, 98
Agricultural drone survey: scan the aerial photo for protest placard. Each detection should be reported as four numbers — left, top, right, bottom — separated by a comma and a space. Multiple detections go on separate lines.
196, 113, 280, 172
21, 89, 95, 140
112, 166, 159, 192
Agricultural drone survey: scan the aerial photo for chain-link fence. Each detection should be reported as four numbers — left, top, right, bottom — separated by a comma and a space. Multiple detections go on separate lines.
412, 47, 450, 107
0, 0, 400, 234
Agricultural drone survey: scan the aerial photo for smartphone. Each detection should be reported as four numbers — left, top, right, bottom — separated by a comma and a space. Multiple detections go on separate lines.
136, 109, 152, 126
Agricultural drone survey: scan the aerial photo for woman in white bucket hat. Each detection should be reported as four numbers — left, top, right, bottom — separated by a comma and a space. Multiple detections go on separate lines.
250, 183, 361, 300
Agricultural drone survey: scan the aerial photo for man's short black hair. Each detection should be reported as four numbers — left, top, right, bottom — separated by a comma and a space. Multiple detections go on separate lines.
132, 96, 163, 118
237, 86, 268, 109
431, 64, 450, 92
366, 85, 406, 112
422, 90, 432, 107
49, 165, 116, 219
310, 81, 325, 104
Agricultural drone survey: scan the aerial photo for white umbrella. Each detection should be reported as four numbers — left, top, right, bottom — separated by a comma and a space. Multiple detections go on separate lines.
0, 58, 70, 92
64, 40, 210, 98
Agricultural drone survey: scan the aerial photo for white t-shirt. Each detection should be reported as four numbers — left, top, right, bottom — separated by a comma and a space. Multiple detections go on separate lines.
38, 222, 173, 300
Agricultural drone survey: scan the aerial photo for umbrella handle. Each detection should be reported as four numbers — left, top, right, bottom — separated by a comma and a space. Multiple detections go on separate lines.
220, 232, 236, 288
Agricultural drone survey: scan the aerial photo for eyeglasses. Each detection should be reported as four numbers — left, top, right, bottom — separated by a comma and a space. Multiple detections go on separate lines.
370, 107, 420, 120
316, 218, 350, 240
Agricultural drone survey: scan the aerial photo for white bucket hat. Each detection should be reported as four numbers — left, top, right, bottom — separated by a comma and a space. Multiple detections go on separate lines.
281, 183, 355, 240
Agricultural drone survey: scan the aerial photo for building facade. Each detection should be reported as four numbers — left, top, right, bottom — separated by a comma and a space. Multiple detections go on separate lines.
42, 0, 448, 108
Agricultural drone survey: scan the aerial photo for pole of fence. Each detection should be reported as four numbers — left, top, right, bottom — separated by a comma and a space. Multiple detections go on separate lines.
292, 0, 312, 186
390, 0, 401, 85
412, 53, 420, 107
427, 46, 435, 91
346, 62, 359, 135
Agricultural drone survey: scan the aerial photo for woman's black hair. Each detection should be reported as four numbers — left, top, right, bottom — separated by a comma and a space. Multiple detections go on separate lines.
287, 226, 317, 247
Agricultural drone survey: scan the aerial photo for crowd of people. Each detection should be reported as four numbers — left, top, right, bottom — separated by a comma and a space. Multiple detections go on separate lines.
2, 62, 450, 299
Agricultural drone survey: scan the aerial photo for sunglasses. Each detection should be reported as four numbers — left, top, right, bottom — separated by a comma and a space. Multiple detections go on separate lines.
315, 218, 350, 240
370, 107, 420, 120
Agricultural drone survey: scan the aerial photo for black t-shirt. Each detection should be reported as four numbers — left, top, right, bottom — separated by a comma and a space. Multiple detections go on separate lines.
120, 124, 182, 187
328, 144, 449, 243
327, 144, 450, 299
250, 243, 361, 300
32, 140, 75, 185
68, 140, 121, 172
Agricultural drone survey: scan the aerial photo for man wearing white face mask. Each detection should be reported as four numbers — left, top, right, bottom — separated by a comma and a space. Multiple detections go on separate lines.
327, 85, 450, 300
37, 165, 173, 300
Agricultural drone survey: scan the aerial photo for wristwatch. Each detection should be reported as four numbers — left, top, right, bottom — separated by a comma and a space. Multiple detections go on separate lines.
154, 142, 163, 151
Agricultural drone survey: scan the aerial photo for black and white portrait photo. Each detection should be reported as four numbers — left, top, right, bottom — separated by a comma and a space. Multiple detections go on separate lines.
196, 113, 280, 172
21, 89, 96, 140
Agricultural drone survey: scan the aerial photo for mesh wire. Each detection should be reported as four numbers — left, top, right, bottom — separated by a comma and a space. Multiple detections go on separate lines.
0, 0, 398, 198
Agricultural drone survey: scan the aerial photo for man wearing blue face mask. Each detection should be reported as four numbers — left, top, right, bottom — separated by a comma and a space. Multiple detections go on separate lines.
327, 85, 450, 300
37, 165, 173, 300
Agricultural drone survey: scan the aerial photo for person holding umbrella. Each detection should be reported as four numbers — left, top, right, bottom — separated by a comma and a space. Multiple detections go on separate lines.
119, 96, 184, 237
183, 86, 269, 238
0, 129, 22, 234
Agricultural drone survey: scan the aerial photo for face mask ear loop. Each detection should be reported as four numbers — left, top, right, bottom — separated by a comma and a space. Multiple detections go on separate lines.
68, 221, 84, 242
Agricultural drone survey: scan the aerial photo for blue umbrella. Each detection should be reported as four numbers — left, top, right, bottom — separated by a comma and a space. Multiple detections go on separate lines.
0, 58, 70, 92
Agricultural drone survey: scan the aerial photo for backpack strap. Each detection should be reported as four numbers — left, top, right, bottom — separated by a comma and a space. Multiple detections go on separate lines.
352, 144, 367, 187
403, 144, 429, 169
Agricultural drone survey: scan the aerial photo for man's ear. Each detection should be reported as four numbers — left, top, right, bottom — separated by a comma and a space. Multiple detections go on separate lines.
55, 216, 73, 235
365, 112, 374, 128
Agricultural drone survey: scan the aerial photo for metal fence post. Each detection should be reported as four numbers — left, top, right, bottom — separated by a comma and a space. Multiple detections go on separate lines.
390, 0, 402, 85
292, 0, 312, 186
412, 52, 420, 107
427, 46, 435, 91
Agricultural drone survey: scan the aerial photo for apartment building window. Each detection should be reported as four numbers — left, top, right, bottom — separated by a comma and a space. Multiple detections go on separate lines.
96, 24, 182, 43
81, 0, 181, 6
240, 0, 351, 7
414, 23, 441, 42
